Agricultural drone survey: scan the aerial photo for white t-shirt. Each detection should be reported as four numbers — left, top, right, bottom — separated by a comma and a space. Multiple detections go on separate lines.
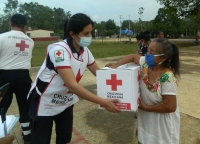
137, 56, 180, 144
0, 30, 34, 69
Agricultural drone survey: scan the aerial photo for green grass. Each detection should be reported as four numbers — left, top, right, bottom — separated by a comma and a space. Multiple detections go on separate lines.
31, 40, 193, 67
31, 41, 138, 67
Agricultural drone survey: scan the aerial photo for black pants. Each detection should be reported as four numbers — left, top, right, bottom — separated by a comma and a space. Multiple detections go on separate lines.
30, 105, 74, 144
0, 69, 32, 141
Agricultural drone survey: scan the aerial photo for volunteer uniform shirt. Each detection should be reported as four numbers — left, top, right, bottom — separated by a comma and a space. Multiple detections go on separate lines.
28, 38, 95, 117
0, 30, 34, 69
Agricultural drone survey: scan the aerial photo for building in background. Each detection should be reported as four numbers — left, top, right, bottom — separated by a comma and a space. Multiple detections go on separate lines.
26, 29, 59, 41
26, 29, 54, 38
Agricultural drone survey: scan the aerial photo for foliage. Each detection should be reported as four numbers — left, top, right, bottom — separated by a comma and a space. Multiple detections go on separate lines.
156, 0, 200, 17
138, 7, 145, 31
1, 0, 200, 38
153, 7, 182, 37
0, 0, 71, 36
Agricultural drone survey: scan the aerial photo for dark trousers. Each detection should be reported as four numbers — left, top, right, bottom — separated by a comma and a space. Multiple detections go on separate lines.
30, 105, 74, 144
0, 70, 32, 141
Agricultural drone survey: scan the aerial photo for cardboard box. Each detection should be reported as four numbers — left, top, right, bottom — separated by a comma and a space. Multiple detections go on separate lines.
96, 64, 141, 111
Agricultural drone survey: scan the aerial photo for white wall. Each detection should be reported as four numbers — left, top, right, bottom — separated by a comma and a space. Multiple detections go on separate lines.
26, 29, 54, 38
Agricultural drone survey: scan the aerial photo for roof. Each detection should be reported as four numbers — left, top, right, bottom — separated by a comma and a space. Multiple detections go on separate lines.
27, 29, 54, 32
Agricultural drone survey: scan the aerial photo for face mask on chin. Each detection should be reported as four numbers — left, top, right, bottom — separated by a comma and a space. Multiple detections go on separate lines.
75, 35, 92, 47
145, 53, 165, 67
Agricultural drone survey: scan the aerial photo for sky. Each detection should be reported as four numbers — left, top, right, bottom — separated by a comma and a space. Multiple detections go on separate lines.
0, 0, 163, 26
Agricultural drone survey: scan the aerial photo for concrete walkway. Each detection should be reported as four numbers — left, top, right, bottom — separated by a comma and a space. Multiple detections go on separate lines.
6, 54, 200, 144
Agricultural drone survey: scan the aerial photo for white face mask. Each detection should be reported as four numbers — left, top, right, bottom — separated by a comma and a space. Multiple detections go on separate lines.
75, 35, 92, 47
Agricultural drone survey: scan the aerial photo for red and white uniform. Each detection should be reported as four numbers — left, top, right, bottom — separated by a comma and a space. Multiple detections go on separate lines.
0, 30, 34, 69
28, 40, 95, 116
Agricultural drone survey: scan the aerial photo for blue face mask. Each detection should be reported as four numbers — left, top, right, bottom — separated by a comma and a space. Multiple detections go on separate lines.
145, 54, 165, 67
76, 35, 92, 47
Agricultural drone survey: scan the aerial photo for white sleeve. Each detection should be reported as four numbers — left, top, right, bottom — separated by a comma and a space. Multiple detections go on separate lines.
48, 45, 71, 70
139, 56, 145, 66
161, 82, 177, 95
87, 48, 95, 66
0, 34, 3, 51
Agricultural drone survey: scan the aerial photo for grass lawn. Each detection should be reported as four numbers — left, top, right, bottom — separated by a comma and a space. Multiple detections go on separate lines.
31, 41, 138, 67
31, 40, 193, 67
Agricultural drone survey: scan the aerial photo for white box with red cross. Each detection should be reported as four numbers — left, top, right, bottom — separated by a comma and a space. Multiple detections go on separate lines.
96, 64, 141, 111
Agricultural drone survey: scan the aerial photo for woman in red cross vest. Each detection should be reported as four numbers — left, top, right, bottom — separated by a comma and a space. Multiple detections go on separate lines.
27, 13, 121, 144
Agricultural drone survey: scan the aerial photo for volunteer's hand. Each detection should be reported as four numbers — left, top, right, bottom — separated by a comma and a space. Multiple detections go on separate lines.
0, 135, 15, 144
138, 97, 147, 111
105, 63, 118, 68
101, 99, 121, 113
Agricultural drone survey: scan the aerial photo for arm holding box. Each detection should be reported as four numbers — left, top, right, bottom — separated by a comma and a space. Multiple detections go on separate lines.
105, 54, 141, 68
87, 62, 99, 76
138, 95, 177, 113
57, 68, 121, 113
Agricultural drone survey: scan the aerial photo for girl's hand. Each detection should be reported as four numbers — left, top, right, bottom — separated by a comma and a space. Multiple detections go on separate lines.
105, 63, 118, 68
101, 99, 121, 113
138, 97, 148, 111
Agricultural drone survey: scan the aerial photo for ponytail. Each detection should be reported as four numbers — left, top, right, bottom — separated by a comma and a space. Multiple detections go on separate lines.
63, 19, 69, 40
170, 44, 180, 76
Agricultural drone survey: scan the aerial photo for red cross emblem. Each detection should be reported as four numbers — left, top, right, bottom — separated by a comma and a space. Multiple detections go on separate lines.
16, 40, 29, 51
63, 69, 83, 93
106, 74, 122, 91
137, 71, 140, 85
56, 51, 62, 56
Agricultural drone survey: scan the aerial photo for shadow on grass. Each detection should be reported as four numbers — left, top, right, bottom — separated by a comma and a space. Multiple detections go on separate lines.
85, 109, 137, 144
180, 63, 200, 74
180, 51, 200, 57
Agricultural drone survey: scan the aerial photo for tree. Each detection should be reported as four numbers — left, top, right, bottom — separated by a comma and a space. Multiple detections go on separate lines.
53, 8, 71, 34
153, 7, 182, 37
138, 7, 144, 31
156, 0, 200, 17
4, 0, 19, 14
105, 19, 116, 30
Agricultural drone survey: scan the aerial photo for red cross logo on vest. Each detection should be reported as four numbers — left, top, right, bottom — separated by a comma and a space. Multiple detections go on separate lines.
16, 40, 29, 51
63, 69, 83, 93
106, 74, 122, 91
56, 51, 62, 56
137, 71, 140, 85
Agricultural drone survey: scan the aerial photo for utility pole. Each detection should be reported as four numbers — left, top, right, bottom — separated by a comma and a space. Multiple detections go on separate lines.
129, 15, 130, 35
119, 15, 123, 41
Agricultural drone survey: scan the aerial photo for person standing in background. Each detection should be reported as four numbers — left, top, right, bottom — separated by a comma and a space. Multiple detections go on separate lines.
195, 34, 199, 44
136, 31, 151, 56
0, 14, 34, 144
156, 30, 164, 38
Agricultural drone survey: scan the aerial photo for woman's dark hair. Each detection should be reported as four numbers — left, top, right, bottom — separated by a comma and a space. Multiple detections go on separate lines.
136, 31, 150, 41
63, 13, 94, 39
153, 38, 180, 76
